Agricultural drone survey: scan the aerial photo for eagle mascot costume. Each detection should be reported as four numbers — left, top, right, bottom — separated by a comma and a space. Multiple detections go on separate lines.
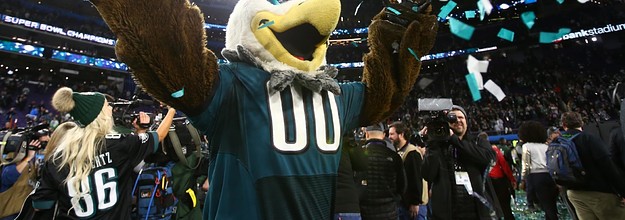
88, 0, 437, 218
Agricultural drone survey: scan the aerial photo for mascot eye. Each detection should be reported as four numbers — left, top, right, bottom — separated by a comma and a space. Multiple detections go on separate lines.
259, 19, 270, 27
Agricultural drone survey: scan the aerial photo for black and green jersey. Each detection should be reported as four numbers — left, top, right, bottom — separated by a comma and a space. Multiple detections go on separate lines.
32, 132, 159, 219
189, 62, 364, 220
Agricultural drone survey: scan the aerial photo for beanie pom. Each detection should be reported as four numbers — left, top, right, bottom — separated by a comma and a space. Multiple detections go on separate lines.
52, 87, 76, 113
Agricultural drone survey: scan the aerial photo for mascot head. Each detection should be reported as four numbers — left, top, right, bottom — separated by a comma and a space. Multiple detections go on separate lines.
225, 0, 341, 73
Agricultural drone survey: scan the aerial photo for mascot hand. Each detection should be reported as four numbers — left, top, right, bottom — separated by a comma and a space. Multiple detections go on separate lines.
88, 0, 218, 116
360, 3, 437, 125
383, 0, 432, 28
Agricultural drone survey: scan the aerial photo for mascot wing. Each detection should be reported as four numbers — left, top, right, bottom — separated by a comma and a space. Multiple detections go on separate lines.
90, 0, 218, 115
360, 5, 438, 125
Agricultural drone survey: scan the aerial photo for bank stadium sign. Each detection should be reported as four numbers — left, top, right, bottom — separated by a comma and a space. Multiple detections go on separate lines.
559, 23, 625, 41
1, 14, 116, 46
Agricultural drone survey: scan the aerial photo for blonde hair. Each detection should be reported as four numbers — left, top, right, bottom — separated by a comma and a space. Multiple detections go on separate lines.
52, 107, 114, 204
44, 122, 77, 162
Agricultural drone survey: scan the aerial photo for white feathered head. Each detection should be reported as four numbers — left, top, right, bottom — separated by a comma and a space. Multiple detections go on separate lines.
224, 0, 341, 73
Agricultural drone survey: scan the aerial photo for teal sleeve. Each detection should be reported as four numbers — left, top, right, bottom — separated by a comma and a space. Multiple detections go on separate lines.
338, 82, 365, 132
188, 64, 234, 136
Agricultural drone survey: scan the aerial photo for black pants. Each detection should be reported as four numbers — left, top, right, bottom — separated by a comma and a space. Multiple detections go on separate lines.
492, 177, 515, 220
528, 173, 559, 220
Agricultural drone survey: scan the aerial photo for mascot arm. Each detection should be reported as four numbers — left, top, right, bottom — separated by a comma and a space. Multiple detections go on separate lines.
89, 0, 218, 116
360, 7, 438, 126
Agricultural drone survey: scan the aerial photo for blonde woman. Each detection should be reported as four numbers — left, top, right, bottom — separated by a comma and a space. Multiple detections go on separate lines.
31, 87, 175, 219
42, 121, 77, 162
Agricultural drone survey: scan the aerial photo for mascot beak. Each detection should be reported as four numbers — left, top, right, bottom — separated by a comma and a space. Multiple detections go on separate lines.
251, 0, 341, 72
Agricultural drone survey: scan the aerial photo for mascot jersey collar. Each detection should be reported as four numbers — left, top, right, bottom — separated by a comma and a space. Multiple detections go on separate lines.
222, 45, 341, 95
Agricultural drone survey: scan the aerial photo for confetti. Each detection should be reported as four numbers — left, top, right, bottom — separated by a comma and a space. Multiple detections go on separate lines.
497, 28, 515, 42
465, 11, 476, 19
354, 1, 363, 16
484, 80, 506, 101
539, 32, 559, 44
467, 55, 489, 74
449, 18, 475, 41
558, 28, 572, 35
437, 1, 457, 20
466, 73, 482, 101
539, 28, 570, 44
417, 77, 434, 90
557, 0, 565, 4
171, 88, 185, 98
477, 0, 493, 21
386, 7, 401, 15
472, 72, 485, 90
521, 11, 536, 29
407, 48, 419, 60
269, 0, 279, 5
258, 20, 275, 30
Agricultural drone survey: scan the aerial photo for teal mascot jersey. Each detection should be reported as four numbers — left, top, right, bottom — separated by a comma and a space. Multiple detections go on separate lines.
85, 0, 438, 218
189, 62, 364, 219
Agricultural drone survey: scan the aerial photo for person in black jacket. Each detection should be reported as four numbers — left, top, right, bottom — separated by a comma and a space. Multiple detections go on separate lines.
609, 127, 625, 174
421, 105, 496, 220
352, 123, 406, 220
561, 111, 625, 219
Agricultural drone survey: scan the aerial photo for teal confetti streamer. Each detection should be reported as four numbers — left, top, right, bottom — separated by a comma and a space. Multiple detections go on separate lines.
386, 7, 401, 15
437, 1, 457, 20
556, 0, 565, 4
465, 73, 482, 101
407, 48, 419, 60
497, 28, 515, 42
465, 11, 476, 19
539, 28, 571, 44
412, 6, 419, 12
171, 88, 185, 98
269, 0, 279, 5
449, 18, 475, 41
539, 32, 559, 44
351, 42, 359, 47
258, 20, 275, 30
558, 28, 571, 35
521, 11, 536, 29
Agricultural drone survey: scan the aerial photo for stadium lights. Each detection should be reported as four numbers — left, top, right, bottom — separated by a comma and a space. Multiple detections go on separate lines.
591, 37, 597, 41
499, 3, 510, 10
7, 70, 13, 75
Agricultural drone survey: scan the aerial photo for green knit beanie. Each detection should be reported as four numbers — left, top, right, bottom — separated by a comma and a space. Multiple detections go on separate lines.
52, 87, 105, 127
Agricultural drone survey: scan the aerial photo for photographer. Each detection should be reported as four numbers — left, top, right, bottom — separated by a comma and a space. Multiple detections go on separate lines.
0, 139, 45, 193
421, 105, 496, 220
31, 87, 176, 219
0, 131, 48, 220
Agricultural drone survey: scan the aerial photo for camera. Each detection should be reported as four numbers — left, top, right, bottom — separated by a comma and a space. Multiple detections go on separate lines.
417, 98, 456, 142
110, 98, 155, 129
422, 110, 457, 141
0, 123, 50, 161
